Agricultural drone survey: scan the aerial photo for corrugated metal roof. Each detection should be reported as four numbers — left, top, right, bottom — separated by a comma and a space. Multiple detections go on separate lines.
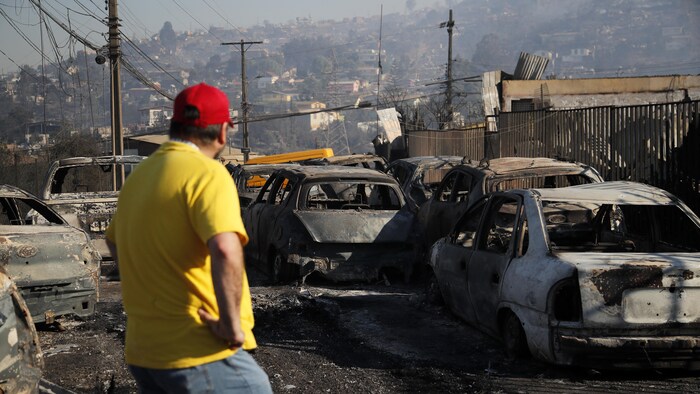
513, 52, 550, 80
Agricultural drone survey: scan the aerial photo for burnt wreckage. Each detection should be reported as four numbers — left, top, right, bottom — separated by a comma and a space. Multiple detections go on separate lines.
243, 166, 419, 283
39, 155, 145, 278
427, 182, 700, 369
0, 185, 99, 324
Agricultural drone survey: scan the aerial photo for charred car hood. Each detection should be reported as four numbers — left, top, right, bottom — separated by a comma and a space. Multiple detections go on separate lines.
556, 252, 700, 326
294, 209, 414, 243
0, 226, 96, 286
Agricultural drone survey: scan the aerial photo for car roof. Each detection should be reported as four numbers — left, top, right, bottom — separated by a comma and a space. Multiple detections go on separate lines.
236, 163, 301, 175
279, 165, 399, 182
453, 157, 599, 178
306, 154, 386, 165
0, 184, 35, 199
390, 156, 464, 168
530, 181, 675, 205
51, 155, 146, 166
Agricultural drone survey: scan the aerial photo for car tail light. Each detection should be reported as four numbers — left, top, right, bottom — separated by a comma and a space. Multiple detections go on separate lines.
550, 273, 582, 322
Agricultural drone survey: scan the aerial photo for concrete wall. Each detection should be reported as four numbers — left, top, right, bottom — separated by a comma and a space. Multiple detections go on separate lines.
501, 76, 700, 111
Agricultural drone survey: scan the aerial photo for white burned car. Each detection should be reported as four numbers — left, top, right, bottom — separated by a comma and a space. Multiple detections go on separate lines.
0, 185, 100, 324
427, 181, 700, 369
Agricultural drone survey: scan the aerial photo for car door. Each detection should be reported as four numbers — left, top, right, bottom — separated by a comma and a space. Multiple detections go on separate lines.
243, 175, 275, 263
255, 175, 296, 262
435, 198, 488, 324
424, 170, 475, 246
467, 194, 522, 336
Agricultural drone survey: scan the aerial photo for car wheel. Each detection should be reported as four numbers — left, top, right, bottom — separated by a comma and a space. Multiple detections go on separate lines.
425, 270, 443, 305
270, 251, 289, 284
501, 311, 529, 358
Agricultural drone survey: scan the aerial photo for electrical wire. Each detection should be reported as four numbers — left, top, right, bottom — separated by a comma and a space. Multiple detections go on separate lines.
26, 0, 101, 51
120, 32, 184, 88
200, 0, 248, 39
120, 57, 175, 100
0, 48, 40, 80
120, 6, 152, 38
171, 0, 222, 41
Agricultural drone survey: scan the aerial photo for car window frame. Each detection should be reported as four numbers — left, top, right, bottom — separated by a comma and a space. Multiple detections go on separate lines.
475, 194, 523, 257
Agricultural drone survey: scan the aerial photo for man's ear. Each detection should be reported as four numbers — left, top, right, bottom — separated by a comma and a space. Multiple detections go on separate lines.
217, 124, 227, 145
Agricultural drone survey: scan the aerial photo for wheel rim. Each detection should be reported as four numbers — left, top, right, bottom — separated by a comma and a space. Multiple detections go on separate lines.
502, 313, 527, 357
426, 273, 442, 304
272, 253, 284, 283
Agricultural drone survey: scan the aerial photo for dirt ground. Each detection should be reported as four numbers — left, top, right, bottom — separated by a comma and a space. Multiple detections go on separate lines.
38, 268, 700, 393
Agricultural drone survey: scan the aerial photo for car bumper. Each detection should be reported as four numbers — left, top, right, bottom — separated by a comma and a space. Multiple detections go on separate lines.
554, 328, 700, 370
18, 277, 98, 323
289, 245, 416, 282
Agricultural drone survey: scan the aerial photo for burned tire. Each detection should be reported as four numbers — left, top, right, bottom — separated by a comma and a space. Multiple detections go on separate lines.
270, 251, 291, 284
501, 311, 529, 358
425, 270, 444, 305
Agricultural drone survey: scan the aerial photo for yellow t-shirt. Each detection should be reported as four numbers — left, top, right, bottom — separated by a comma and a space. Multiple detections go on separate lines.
105, 141, 256, 369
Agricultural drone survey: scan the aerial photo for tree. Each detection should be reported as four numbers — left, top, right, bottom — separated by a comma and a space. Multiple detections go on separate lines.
406, 0, 416, 12
159, 22, 177, 51
48, 132, 102, 160
282, 37, 332, 77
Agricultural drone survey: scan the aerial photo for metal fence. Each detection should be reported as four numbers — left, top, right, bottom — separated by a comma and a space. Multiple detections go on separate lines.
403, 100, 700, 214
406, 128, 485, 159
496, 100, 700, 214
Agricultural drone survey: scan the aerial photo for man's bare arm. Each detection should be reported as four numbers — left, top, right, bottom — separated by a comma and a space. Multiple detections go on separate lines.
199, 232, 245, 348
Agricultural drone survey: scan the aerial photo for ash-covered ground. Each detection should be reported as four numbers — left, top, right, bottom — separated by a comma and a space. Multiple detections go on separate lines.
39, 270, 700, 393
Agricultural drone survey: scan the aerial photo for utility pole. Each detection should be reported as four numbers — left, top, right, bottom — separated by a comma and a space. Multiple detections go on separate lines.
222, 40, 263, 163
108, 0, 124, 189
440, 9, 455, 127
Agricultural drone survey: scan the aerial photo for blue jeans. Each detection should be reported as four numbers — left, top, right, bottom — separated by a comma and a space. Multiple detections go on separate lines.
129, 350, 272, 393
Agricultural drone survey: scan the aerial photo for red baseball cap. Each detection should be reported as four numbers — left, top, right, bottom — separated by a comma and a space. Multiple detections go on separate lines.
172, 83, 233, 128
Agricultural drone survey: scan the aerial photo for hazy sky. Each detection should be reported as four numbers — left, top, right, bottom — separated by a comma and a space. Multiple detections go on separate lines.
0, 0, 443, 72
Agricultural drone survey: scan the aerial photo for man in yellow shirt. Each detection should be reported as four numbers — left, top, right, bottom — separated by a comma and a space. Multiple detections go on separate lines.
106, 83, 271, 393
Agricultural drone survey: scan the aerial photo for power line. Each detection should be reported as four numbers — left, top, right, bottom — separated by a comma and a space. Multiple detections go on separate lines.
120, 57, 175, 100
0, 49, 40, 80
27, 0, 101, 51
200, 0, 248, 39
120, 32, 184, 88
172, 0, 222, 40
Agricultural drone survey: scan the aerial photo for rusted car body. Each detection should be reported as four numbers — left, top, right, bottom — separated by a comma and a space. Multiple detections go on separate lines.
0, 184, 100, 323
39, 155, 145, 278
0, 268, 42, 392
418, 157, 603, 250
428, 181, 700, 369
302, 153, 388, 171
231, 163, 301, 208
243, 166, 418, 283
385, 156, 464, 206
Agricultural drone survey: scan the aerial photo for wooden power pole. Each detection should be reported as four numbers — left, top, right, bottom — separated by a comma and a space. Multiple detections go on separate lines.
440, 9, 455, 126
222, 40, 262, 163
108, 0, 124, 189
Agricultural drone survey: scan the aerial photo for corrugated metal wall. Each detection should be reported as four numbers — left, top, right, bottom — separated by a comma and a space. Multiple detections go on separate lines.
406, 129, 485, 160
497, 100, 700, 213
402, 100, 700, 213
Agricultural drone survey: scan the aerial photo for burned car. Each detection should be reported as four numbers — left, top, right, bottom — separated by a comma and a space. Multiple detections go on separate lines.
39, 155, 144, 278
301, 153, 388, 171
243, 166, 418, 283
428, 181, 700, 369
418, 157, 603, 250
0, 185, 99, 324
230, 163, 301, 208
0, 268, 42, 393
385, 156, 463, 206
